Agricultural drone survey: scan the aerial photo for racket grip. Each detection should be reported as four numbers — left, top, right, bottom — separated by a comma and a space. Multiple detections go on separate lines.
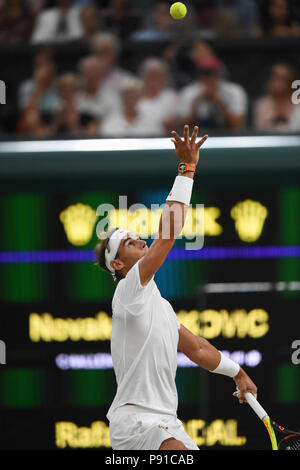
245, 392, 268, 421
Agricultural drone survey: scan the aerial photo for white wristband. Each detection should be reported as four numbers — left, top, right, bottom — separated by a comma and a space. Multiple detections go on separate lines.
166, 175, 194, 206
210, 352, 240, 378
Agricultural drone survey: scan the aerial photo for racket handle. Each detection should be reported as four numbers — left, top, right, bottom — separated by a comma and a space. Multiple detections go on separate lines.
245, 392, 268, 421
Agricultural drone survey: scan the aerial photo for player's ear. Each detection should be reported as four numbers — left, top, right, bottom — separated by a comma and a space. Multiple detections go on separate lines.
110, 258, 124, 271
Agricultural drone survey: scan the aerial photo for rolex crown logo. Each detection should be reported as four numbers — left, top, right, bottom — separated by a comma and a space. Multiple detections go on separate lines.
230, 199, 268, 243
60, 203, 98, 246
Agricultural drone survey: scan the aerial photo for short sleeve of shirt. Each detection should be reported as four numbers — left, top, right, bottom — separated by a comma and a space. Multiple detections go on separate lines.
114, 260, 154, 316
171, 307, 181, 330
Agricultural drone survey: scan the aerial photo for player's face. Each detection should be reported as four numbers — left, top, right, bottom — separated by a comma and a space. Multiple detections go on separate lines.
116, 233, 148, 270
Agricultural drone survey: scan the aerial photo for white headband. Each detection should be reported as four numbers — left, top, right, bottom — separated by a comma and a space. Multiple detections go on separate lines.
104, 229, 130, 273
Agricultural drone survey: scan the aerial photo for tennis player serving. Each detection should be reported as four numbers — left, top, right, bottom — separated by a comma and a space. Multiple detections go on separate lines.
95, 125, 257, 450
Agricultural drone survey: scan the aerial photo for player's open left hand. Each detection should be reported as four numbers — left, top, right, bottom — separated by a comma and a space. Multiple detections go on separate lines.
171, 125, 208, 167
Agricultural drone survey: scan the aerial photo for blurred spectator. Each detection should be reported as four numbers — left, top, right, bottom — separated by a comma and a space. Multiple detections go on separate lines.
132, 1, 180, 41
91, 32, 134, 93
189, 39, 217, 69
170, 38, 217, 89
52, 72, 98, 135
18, 48, 61, 122
102, 0, 142, 40
31, 0, 83, 43
193, 0, 218, 37
100, 77, 162, 137
215, 0, 261, 36
193, 0, 261, 37
138, 58, 179, 135
26, 0, 45, 17
18, 47, 54, 106
76, 55, 120, 121
178, 56, 248, 129
253, 63, 300, 131
0, 0, 35, 44
259, 0, 300, 36
79, 3, 102, 41
17, 107, 51, 137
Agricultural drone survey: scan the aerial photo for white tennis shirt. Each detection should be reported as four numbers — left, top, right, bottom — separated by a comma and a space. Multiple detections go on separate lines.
106, 259, 181, 421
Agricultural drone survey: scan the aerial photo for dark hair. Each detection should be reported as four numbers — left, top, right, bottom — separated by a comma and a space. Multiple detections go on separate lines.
271, 62, 296, 79
261, 0, 293, 33
94, 228, 123, 286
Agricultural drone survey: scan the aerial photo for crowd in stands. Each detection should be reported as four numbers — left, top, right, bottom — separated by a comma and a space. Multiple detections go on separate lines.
0, 0, 300, 137
1, 0, 300, 44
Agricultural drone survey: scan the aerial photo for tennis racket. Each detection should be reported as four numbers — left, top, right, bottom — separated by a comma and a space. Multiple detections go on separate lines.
242, 391, 300, 450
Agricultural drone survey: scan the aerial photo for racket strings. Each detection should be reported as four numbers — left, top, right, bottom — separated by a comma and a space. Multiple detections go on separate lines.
279, 435, 300, 450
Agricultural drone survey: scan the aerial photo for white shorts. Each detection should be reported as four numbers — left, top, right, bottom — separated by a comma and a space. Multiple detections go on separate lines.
109, 404, 199, 450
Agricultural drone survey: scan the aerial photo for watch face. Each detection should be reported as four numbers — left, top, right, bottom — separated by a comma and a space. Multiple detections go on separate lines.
179, 163, 186, 172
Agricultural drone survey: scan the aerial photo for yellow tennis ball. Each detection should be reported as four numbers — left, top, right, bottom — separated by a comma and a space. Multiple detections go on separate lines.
170, 2, 187, 20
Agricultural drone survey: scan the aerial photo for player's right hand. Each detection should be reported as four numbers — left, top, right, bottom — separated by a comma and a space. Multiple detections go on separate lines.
233, 368, 258, 404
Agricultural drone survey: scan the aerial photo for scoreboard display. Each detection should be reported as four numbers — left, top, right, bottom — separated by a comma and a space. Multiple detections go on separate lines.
0, 137, 300, 450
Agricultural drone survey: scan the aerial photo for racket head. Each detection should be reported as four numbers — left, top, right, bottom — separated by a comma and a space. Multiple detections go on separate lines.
263, 417, 278, 450
278, 434, 300, 450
